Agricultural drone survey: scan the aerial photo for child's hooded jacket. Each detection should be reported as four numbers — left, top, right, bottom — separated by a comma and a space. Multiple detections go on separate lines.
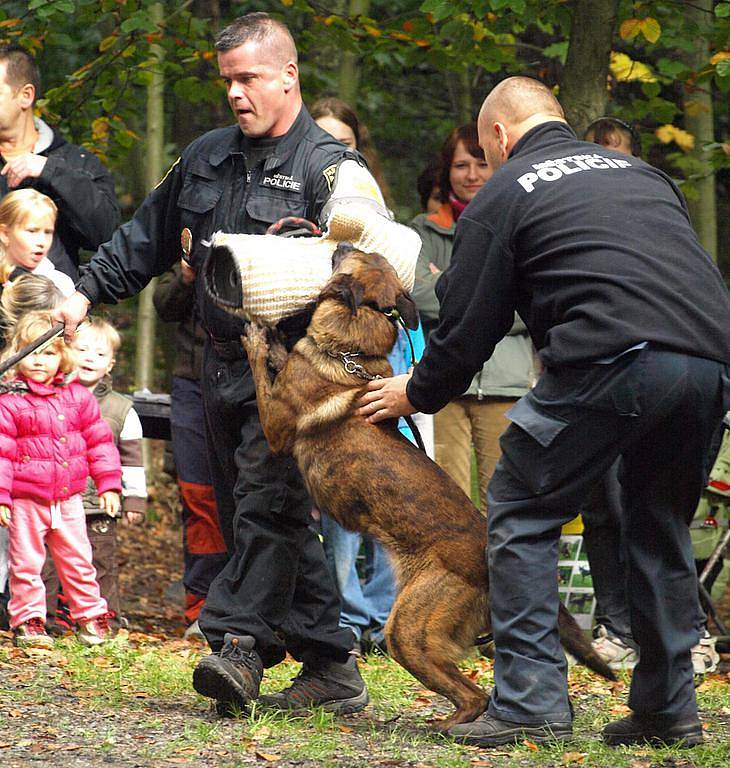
0, 373, 121, 508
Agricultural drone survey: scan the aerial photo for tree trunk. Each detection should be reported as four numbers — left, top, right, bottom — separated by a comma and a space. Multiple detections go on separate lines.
447, 69, 473, 125
338, 0, 370, 105
684, 0, 717, 260
136, 2, 165, 471
560, 0, 620, 138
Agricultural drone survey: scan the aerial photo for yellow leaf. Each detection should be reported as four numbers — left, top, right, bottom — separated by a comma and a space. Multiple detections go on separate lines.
91, 117, 110, 141
619, 18, 642, 40
655, 124, 695, 152
610, 52, 656, 83
99, 34, 117, 53
640, 17, 661, 44
472, 22, 488, 43
281, 0, 294, 6
389, 31, 411, 42
710, 51, 730, 66
0, 18, 22, 28
363, 24, 382, 37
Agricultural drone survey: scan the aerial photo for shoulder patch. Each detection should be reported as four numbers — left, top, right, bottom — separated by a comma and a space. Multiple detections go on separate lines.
322, 164, 337, 192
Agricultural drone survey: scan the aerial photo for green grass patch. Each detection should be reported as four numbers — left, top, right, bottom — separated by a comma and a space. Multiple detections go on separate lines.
2, 636, 728, 767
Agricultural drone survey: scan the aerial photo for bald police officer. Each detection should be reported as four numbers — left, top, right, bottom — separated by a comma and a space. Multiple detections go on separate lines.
359, 77, 730, 748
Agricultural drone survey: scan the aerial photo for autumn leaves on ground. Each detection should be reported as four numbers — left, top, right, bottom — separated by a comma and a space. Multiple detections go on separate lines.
1, 486, 729, 768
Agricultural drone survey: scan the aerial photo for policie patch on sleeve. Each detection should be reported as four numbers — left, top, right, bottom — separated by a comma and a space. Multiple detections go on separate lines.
322, 164, 337, 192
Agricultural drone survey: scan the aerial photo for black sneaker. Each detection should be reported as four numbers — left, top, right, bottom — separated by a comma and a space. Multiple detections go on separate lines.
602, 713, 703, 747
448, 712, 572, 747
193, 633, 263, 716
258, 654, 368, 714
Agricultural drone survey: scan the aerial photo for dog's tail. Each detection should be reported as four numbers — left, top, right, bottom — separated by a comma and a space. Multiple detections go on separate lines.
558, 603, 616, 681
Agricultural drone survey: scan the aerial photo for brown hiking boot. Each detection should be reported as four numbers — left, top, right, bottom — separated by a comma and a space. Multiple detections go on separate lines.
258, 654, 368, 714
193, 633, 263, 716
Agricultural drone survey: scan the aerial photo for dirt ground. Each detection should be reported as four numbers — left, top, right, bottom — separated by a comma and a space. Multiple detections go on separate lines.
1, 474, 730, 767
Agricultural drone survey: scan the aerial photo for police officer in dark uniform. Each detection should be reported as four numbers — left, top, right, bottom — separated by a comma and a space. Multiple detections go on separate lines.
55, 13, 387, 716
359, 77, 730, 748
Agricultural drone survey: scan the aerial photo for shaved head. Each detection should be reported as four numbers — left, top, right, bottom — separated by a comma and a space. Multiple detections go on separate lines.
477, 77, 566, 173
481, 77, 564, 125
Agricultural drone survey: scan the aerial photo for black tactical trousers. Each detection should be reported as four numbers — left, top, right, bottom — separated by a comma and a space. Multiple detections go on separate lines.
197, 341, 354, 666
486, 346, 729, 724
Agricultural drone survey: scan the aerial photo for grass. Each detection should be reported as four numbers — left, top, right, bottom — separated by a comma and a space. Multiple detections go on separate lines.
1, 634, 728, 767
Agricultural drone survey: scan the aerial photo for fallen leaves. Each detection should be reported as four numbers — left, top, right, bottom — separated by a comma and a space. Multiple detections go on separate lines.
561, 751, 586, 765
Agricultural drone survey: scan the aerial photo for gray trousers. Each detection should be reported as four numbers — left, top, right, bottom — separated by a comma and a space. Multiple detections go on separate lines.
486, 346, 729, 724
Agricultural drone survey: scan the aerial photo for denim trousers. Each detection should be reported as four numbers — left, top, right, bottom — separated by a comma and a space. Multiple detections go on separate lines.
486, 347, 729, 724
320, 514, 396, 644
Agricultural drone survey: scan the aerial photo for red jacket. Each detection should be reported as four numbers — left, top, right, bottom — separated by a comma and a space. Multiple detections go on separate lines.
0, 373, 121, 508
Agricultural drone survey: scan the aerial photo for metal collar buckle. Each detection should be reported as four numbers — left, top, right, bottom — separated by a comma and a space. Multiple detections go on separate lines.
326, 350, 382, 381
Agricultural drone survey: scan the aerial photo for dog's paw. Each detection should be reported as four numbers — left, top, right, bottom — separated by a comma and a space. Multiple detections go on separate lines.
268, 340, 289, 373
242, 323, 269, 358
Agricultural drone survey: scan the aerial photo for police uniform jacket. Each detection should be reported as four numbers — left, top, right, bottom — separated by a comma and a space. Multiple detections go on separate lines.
407, 121, 730, 414
76, 107, 359, 342
0, 118, 120, 279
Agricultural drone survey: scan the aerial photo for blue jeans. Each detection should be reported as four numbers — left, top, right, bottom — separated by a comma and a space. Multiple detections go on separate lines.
320, 514, 396, 644
487, 347, 729, 724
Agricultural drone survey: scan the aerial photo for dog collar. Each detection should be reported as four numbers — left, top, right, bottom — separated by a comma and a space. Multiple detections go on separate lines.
325, 350, 383, 381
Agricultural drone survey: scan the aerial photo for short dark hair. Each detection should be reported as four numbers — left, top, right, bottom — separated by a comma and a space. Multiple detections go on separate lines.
215, 12, 297, 64
0, 45, 40, 104
584, 116, 641, 157
438, 124, 484, 203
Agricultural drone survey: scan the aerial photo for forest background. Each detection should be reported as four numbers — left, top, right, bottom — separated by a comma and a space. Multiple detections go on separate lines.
1, 0, 729, 396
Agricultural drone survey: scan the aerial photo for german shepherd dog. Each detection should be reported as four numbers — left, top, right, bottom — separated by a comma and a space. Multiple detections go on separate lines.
225, 243, 614, 730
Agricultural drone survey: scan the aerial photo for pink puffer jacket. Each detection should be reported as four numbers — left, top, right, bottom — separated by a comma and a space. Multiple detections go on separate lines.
0, 374, 121, 508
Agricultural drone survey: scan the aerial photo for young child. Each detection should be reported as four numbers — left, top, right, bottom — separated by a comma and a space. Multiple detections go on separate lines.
0, 274, 64, 631
46, 316, 146, 629
0, 189, 75, 297
0, 311, 121, 648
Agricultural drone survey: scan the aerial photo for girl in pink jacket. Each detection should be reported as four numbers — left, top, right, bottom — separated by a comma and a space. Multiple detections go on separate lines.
0, 312, 121, 649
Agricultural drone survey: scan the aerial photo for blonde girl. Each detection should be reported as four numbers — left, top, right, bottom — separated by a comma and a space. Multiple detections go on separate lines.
0, 189, 75, 297
0, 311, 121, 648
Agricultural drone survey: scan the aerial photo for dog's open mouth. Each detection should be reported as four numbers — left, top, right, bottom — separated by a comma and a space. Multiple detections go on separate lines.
203, 243, 243, 310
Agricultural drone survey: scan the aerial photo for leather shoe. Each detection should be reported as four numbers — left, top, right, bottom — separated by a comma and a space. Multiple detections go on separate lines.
193, 633, 263, 716
448, 712, 572, 747
602, 713, 703, 747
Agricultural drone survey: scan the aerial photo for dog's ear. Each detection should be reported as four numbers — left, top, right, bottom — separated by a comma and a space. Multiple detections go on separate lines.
321, 272, 365, 317
332, 242, 355, 271
396, 291, 420, 330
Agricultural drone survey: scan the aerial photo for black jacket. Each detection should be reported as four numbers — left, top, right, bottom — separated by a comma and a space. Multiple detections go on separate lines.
407, 121, 730, 414
0, 119, 120, 279
152, 263, 205, 381
76, 107, 356, 340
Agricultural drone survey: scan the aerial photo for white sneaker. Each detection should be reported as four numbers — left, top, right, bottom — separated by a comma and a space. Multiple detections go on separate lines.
592, 624, 639, 670
184, 619, 205, 640
691, 630, 719, 677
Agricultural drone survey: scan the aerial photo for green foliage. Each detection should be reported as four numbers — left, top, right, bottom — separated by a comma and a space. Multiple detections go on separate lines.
0, 0, 727, 223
